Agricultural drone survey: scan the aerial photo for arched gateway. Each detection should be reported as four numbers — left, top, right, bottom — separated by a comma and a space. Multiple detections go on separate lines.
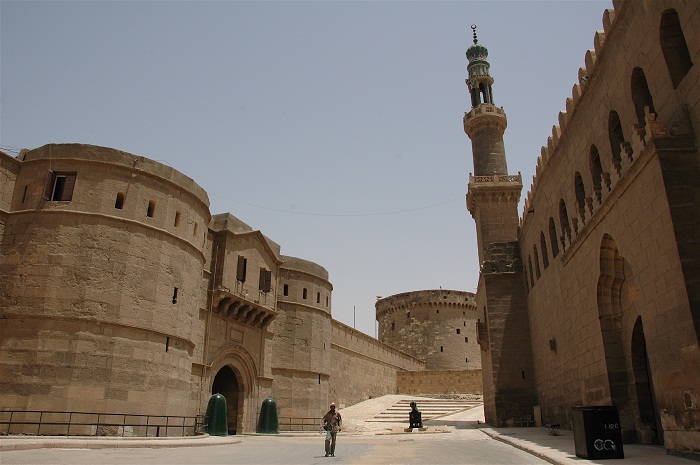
212, 366, 241, 435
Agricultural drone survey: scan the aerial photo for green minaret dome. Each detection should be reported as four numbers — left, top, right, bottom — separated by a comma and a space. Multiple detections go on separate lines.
466, 43, 488, 62
466, 24, 488, 62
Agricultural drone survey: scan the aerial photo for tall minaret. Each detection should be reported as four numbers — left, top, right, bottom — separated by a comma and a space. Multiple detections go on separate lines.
464, 25, 521, 264
464, 26, 537, 428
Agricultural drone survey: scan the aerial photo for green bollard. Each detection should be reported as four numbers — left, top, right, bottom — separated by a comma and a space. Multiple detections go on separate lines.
205, 393, 228, 436
256, 397, 279, 434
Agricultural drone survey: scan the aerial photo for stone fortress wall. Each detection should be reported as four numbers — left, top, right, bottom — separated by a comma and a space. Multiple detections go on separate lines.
330, 320, 425, 408
397, 370, 482, 396
476, 0, 700, 454
0, 144, 210, 433
0, 143, 435, 436
268, 256, 333, 422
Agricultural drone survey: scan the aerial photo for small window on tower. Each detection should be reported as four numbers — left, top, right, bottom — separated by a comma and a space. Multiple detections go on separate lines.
283, 284, 289, 296
43, 171, 77, 202
147, 200, 156, 218
115, 192, 125, 209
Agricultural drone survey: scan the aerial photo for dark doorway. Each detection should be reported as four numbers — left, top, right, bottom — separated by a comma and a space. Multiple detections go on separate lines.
631, 317, 663, 445
212, 366, 240, 435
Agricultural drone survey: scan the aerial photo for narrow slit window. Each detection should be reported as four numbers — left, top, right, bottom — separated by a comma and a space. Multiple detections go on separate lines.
236, 256, 247, 282
283, 284, 289, 296
259, 269, 272, 293
174, 211, 181, 227
21, 185, 28, 204
317, 292, 320, 303
147, 200, 156, 218
115, 192, 125, 209
456, 328, 461, 334
165, 337, 170, 352
303, 288, 307, 300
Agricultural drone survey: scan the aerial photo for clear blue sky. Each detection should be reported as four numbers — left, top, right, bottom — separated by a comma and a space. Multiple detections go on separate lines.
1, 0, 609, 337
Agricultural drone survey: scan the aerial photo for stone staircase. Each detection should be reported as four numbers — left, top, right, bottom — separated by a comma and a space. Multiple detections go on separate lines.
366, 398, 481, 423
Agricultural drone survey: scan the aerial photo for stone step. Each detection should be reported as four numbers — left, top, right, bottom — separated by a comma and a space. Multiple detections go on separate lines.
368, 398, 480, 423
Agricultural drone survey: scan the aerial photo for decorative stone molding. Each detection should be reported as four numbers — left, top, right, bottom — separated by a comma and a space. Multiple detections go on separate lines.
463, 103, 507, 137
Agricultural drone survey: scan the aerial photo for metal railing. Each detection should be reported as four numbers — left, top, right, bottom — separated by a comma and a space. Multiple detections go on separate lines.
278, 416, 320, 432
0, 410, 206, 437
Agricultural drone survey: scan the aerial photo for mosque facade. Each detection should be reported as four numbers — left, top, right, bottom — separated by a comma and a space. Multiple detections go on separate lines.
465, 0, 700, 454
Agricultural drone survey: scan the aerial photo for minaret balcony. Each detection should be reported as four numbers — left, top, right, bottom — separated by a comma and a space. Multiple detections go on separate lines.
463, 103, 507, 136
466, 172, 522, 214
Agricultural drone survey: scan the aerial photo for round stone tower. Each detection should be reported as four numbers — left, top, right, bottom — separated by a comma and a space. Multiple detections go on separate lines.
269, 256, 332, 422
0, 144, 210, 431
375, 289, 479, 370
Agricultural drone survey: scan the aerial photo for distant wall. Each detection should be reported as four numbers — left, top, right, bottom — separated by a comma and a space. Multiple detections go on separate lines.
329, 320, 424, 408
397, 370, 482, 396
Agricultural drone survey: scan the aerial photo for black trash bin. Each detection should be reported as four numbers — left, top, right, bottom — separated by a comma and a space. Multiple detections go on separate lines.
572, 406, 624, 459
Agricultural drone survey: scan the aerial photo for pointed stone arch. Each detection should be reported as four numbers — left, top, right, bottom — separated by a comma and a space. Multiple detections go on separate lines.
660, 9, 693, 89
631, 316, 663, 445
597, 235, 632, 432
208, 344, 259, 434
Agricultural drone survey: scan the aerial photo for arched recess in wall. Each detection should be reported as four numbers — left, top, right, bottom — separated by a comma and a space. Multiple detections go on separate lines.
590, 146, 604, 204
209, 344, 258, 434
608, 111, 625, 176
574, 172, 586, 219
597, 234, 636, 442
558, 200, 571, 248
631, 67, 656, 135
548, 217, 559, 258
631, 316, 663, 446
660, 9, 693, 89
540, 232, 549, 269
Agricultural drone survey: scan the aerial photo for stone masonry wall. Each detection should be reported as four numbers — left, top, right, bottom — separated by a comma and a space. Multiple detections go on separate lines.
0, 152, 20, 246
0, 144, 209, 424
517, 0, 700, 451
397, 370, 483, 396
330, 320, 424, 408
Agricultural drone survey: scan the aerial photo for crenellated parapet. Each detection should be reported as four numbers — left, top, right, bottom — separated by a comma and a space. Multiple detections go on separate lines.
521, 5, 622, 222
376, 289, 480, 371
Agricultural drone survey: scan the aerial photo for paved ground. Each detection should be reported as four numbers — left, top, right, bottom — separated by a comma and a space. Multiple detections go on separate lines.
1, 395, 696, 465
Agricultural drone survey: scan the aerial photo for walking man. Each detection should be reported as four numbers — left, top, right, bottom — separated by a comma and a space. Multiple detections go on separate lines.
322, 402, 342, 457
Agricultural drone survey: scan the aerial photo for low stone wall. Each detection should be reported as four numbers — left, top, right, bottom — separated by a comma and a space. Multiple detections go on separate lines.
397, 370, 483, 395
